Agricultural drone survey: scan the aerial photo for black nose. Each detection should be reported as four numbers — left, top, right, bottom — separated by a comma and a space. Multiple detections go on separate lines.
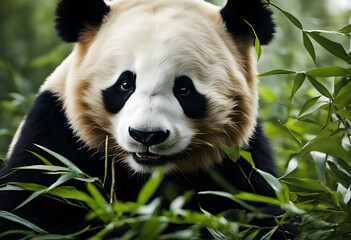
128, 127, 170, 147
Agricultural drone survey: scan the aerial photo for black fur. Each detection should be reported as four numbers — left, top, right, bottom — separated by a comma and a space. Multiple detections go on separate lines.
55, 0, 110, 42
220, 0, 275, 45
0, 91, 296, 239
103, 71, 136, 114
173, 76, 208, 119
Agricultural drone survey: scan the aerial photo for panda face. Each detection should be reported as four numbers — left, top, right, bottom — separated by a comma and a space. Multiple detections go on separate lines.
59, 0, 260, 174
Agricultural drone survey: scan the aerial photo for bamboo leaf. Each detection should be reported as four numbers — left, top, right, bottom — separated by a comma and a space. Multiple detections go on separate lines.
328, 161, 351, 189
338, 23, 351, 33
244, 20, 262, 61
270, 3, 303, 29
221, 145, 240, 162
302, 32, 316, 65
240, 151, 256, 169
137, 167, 164, 205
14, 189, 46, 211
281, 178, 329, 192
258, 69, 296, 77
291, 73, 306, 99
0, 184, 25, 191
27, 151, 53, 166
16, 165, 70, 172
46, 172, 77, 192
34, 144, 83, 174
244, 230, 260, 240
301, 136, 351, 162
307, 32, 351, 65
235, 192, 282, 206
311, 152, 327, 185
260, 226, 278, 240
306, 66, 351, 77
306, 75, 333, 99
337, 109, 351, 121
0, 210, 46, 233
282, 158, 299, 178
256, 169, 283, 193
199, 191, 256, 211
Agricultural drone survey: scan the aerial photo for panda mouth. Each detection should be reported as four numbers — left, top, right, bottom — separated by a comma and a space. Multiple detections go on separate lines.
132, 152, 169, 165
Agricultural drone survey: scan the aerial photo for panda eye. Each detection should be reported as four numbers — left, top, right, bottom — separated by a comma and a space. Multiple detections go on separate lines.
118, 71, 136, 92
120, 81, 134, 91
177, 86, 191, 96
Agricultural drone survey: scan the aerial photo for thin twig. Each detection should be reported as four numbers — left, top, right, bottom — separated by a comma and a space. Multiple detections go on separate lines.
237, 162, 257, 194
110, 159, 117, 203
103, 136, 108, 187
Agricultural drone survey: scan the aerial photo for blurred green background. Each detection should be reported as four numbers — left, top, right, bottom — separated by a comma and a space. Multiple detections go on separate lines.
0, 0, 350, 171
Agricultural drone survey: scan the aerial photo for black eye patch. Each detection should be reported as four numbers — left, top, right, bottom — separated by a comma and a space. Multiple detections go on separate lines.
173, 76, 207, 119
102, 71, 136, 114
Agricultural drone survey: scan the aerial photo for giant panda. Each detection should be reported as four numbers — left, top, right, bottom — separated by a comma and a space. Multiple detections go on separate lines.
0, 0, 296, 238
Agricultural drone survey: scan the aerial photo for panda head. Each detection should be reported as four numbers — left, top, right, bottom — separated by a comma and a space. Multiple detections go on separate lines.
51, 0, 275, 174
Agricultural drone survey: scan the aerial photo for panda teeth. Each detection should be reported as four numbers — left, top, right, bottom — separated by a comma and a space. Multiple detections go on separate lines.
136, 152, 161, 160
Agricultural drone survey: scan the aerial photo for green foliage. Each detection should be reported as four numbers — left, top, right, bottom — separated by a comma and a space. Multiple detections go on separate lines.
0, 0, 351, 239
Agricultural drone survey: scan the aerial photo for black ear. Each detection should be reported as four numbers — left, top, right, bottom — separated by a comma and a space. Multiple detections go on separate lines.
55, 0, 110, 42
220, 0, 275, 45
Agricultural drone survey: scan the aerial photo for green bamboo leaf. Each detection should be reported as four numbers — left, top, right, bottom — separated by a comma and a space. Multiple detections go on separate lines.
46, 172, 77, 192
328, 161, 351, 189
302, 32, 316, 65
27, 151, 53, 166
301, 136, 351, 162
34, 144, 83, 174
244, 230, 260, 240
337, 184, 351, 206
86, 183, 107, 208
291, 73, 306, 99
311, 152, 327, 185
270, 2, 303, 29
0, 210, 46, 233
307, 32, 351, 65
282, 158, 298, 178
338, 23, 351, 33
235, 192, 282, 206
244, 20, 262, 61
306, 66, 351, 77
256, 170, 283, 193
0, 230, 35, 239
278, 120, 302, 147
337, 109, 351, 121
334, 92, 351, 109
261, 227, 278, 240
305, 29, 346, 36
158, 230, 195, 240
221, 145, 240, 162
281, 178, 329, 192
258, 69, 296, 77
199, 191, 256, 211
73, 177, 96, 183
138, 217, 169, 240
336, 159, 351, 175
14, 189, 46, 211
306, 75, 333, 99
240, 150, 256, 169
11, 182, 47, 192
0, 185, 25, 191
334, 77, 350, 98
48, 186, 93, 203
170, 191, 194, 212
16, 165, 70, 172
137, 167, 164, 205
